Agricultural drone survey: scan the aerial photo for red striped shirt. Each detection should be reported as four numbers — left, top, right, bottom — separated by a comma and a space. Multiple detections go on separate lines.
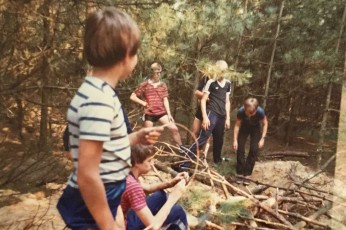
121, 175, 147, 217
134, 80, 168, 115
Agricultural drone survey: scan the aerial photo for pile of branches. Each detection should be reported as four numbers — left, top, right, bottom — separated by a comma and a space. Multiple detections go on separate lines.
152, 143, 342, 230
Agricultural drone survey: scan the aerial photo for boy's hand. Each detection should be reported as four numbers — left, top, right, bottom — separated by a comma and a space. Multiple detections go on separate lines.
170, 180, 186, 199
170, 172, 189, 187
168, 115, 174, 123
258, 138, 265, 148
233, 140, 238, 150
137, 126, 164, 145
202, 118, 210, 130
225, 120, 230, 129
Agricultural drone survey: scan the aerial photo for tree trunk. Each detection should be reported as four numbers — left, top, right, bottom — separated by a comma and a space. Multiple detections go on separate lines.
39, 0, 53, 149
317, 3, 346, 168
263, 0, 284, 109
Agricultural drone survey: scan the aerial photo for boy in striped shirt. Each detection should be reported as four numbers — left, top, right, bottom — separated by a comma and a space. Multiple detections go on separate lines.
57, 8, 162, 230
130, 63, 183, 149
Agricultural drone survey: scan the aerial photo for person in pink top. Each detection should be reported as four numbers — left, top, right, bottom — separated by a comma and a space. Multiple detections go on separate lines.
130, 63, 184, 150
121, 144, 189, 230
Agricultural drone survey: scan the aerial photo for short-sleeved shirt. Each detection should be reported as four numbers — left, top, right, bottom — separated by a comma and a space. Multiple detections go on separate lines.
66, 76, 131, 188
121, 174, 147, 217
134, 79, 168, 116
204, 79, 232, 118
237, 106, 266, 126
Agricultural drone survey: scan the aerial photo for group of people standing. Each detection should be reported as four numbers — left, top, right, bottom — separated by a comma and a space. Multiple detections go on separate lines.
57, 7, 268, 230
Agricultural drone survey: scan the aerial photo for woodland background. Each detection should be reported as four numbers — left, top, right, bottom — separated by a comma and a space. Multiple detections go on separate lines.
0, 0, 346, 229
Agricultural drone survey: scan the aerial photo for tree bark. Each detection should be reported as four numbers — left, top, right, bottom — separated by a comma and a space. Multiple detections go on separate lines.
263, 0, 284, 109
317, 2, 346, 168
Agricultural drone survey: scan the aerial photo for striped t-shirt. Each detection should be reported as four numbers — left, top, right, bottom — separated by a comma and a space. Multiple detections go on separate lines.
121, 174, 147, 217
134, 79, 168, 116
67, 76, 131, 188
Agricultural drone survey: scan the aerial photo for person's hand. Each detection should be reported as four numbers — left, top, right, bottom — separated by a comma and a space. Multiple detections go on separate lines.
136, 126, 164, 145
233, 140, 238, 150
170, 180, 186, 200
168, 115, 174, 123
225, 120, 230, 130
258, 138, 265, 148
202, 117, 210, 131
142, 102, 149, 109
170, 172, 189, 187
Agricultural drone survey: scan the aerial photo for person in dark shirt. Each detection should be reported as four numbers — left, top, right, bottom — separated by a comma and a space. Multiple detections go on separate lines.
233, 97, 268, 185
178, 60, 231, 170
192, 76, 209, 136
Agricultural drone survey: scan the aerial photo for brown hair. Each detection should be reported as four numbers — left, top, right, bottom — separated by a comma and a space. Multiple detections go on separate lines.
84, 8, 140, 67
130, 144, 156, 166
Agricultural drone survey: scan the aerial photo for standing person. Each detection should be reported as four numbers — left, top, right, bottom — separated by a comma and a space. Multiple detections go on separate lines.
130, 63, 183, 149
179, 60, 231, 169
233, 97, 268, 185
192, 75, 209, 137
57, 8, 163, 230
121, 144, 189, 230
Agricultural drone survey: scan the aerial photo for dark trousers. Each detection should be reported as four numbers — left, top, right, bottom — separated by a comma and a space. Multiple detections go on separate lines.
126, 190, 187, 230
187, 111, 225, 164
236, 125, 261, 176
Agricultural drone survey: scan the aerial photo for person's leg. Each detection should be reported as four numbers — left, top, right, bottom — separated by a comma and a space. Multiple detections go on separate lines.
236, 126, 249, 176
159, 115, 182, 145
57, 181, 126, 230
146, 191, 187, 230
192, 117, 202, 138
143, 119, 154, 128
244, 125, 261, 176
183, 111, 218, 168
126, 191, 168, 230
211, 117, 226, 164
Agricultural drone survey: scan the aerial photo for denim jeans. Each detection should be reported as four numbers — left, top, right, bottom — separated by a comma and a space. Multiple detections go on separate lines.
236, 124, 261, 176
183, 111, 225, 166
126, 190, 187, 230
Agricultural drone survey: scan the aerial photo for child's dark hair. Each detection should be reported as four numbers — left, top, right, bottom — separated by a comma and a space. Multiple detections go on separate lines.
131, 144, 156, 166
84, 8, 140, 67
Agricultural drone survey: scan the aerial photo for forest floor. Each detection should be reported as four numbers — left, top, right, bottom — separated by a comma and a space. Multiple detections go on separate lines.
0, 124, 345, 229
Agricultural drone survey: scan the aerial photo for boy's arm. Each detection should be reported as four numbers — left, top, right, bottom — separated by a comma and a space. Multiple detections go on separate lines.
78, 140, 116, 230
135, 180, 186, 230
130, 92, 147, 108
233, 119, 241, 150
163, 97, 174, 122
194, 89, 204, 99
225, 94, 231, 129
201, 92, 210, 130
141, 172, 188, 194
258, 116, 268, 148
128, 126, 164, 145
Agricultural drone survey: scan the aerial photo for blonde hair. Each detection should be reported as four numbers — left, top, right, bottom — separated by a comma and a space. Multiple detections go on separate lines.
215, 60, 228, 71
244, 97, 259, 113
150, 62, 162, 73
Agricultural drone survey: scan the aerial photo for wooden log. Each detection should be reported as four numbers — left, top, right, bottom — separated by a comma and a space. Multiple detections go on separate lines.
263, 151, 309, 157
294, 201, 332, 229
278, 209, 329, 228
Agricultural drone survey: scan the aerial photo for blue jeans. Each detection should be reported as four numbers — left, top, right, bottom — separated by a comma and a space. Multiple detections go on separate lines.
57, 180, 126, 230
126, 190, 187, 230
236, 125, 261, 176
183, 111, 225, 166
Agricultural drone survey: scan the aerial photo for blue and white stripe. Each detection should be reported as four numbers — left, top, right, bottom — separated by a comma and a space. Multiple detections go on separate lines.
66, 76, 131, 188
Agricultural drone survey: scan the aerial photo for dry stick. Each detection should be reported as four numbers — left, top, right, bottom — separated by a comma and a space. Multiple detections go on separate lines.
205, 220, 223, 230
203, 174, 295, 229
278, 209, 329, 228
294, 201, 333, 229
231, 222, 277, 230
239, 215, 293, 230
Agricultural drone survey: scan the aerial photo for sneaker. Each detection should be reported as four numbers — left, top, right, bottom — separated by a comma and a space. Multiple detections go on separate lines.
236, 178, 243, 184
243, 176, 251, 185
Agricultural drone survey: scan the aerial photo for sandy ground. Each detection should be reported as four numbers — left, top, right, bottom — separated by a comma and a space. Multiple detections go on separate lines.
0, 159, 341, 230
